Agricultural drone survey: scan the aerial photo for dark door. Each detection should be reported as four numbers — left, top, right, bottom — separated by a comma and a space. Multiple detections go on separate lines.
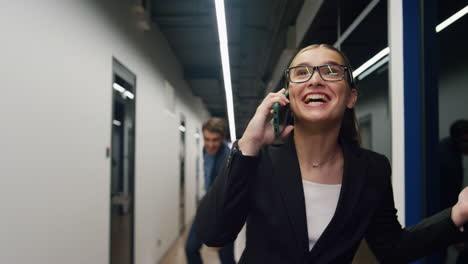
179, 117, 186, 233
110, 58, 136, 264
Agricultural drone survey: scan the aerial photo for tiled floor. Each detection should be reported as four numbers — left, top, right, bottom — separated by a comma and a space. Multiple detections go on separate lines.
111, 209, 131, 264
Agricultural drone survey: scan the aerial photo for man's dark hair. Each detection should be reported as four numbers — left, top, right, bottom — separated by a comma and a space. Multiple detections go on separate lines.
450, 120, 468, 140
202, 117, 227, 138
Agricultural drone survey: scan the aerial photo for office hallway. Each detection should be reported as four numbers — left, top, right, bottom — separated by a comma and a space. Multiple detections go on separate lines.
2, 1, 468, 264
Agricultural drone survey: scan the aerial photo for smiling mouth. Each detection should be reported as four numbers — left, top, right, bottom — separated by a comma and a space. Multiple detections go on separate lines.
304, 94, 330, 106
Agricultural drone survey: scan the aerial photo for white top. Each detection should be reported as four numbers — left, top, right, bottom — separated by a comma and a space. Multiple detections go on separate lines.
302, 180, 341, 251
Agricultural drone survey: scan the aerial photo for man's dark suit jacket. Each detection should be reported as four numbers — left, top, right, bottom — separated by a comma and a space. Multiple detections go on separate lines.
204, 142, 230, 191
195, 135, 466, 263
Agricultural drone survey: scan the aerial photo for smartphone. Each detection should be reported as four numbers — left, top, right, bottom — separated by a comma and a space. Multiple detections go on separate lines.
273, 91, 292, 137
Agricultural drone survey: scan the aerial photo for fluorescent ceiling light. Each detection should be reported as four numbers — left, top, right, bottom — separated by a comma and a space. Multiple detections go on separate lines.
123, 91, 134, 100
436, 5, 468, 32
113, 83, 134, 100
353, 47, 389, 78
353, 6, 467, 80
113, 83, 125, 93
357, 55, 389, 80
214, 0, 236, 142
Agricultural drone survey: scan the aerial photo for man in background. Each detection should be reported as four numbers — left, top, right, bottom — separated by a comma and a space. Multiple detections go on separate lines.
185, 118, 235, 264
440, 120, 468, 212
439, 120, 468, 263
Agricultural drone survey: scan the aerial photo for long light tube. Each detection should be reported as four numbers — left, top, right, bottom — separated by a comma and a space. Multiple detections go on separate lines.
357, 56, 390, 80
353, 47, 390, 78
354, 5, 467, 79
113, 83, 134, 100
113, 83, 125, 93
123, 91, 134, 100
214, 0, 236, 142
436, 5, 468, 32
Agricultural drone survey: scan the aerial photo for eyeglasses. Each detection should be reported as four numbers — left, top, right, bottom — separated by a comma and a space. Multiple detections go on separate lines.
286, 64, 351, 83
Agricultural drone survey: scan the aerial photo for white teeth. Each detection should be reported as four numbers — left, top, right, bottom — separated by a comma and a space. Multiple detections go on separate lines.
309, 101, 324, 106
304, 94, 328, 103
307, 94, 325, 100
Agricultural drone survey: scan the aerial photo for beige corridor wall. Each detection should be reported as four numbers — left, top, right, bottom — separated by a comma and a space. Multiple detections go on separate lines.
0, 1, 209, 263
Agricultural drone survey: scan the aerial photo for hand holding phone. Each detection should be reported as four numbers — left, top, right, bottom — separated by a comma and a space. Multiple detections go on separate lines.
238, 89, 292, 156
273, 91, 292, 137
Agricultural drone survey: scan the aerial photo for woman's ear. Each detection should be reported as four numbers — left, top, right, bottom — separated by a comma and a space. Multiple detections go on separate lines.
347, 88, 358, 109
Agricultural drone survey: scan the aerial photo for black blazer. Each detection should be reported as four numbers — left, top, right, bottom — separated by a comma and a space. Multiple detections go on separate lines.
195, 136, 466, 263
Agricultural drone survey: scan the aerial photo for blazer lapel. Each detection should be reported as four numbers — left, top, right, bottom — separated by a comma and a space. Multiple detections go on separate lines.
308, 139, 368, 258
269, 136, 310, 260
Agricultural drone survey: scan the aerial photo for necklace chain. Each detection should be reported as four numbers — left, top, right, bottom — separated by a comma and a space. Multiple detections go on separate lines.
311, 147, 339, 168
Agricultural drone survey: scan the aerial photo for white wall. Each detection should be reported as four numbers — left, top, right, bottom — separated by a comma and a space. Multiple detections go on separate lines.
356, 92, 392, 162
0, 1, 209, 263
355, 71, 392, 162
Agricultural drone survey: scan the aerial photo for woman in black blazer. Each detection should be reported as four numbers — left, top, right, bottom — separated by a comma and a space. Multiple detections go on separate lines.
195, 44, 468, 263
